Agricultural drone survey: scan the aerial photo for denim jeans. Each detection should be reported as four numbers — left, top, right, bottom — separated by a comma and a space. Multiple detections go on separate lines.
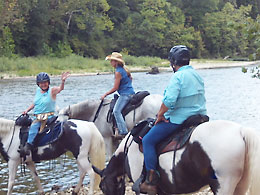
27, 116, 53, 145
113, 94, 132, 134
142, 121, 181, 171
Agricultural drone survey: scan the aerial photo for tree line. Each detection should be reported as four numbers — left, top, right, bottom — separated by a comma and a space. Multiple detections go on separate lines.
0, 0, 259, 60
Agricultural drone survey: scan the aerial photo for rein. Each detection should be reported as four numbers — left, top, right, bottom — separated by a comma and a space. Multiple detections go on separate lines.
93, 100, 104, 122
6, 125, 16, 153
121, 134, 134, 186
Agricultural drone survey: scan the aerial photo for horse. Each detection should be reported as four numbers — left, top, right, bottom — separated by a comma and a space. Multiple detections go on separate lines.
93, 120, 260, 195
58, 94, 163, 158
0, 118, 105, 195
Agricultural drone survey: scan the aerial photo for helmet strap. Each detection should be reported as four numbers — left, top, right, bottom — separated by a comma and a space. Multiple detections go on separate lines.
41, 87, 49, 92
170, 63, 176, 73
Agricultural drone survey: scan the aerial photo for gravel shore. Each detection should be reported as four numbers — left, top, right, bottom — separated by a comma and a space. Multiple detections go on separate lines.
46, 179, 214, 195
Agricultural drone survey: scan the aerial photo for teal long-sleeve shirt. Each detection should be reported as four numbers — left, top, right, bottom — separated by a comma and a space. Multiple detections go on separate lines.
163, 65, 207, 124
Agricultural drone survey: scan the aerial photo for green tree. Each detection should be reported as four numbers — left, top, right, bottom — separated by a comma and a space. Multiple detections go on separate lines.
201, 3, 251, 58
62, 0, 113, 57
0, 26, 15, 57
244, 15, 260, 60
236, 0, 259, 18
181, 0, 220, 28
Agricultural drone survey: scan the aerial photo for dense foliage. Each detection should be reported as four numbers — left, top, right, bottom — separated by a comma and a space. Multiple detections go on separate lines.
0, 0, 259, 59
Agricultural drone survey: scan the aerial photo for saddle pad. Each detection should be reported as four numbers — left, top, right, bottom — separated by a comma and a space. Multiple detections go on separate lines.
34, 122, 63, 147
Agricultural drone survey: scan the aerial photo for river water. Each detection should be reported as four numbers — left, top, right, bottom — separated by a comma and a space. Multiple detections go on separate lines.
0, 67, 260, 194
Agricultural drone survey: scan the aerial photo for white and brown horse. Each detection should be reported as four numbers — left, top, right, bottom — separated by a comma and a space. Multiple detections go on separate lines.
0, 118, 105, 195
94, 120, 260, 195
59, 94, 163, 158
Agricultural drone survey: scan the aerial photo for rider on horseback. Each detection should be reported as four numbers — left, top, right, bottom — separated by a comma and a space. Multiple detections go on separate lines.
101, 52, 135, 136
20, 72, 70, 156
140, 45, 207, 194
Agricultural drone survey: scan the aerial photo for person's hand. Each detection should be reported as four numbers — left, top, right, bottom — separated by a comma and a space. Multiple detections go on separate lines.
61, 72, 70, 82
155, 115, 169, 125
100, 94, 106, 100
22, 111, 27, 115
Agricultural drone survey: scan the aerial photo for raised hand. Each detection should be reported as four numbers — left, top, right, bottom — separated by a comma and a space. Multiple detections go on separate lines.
61, 72, 70, 82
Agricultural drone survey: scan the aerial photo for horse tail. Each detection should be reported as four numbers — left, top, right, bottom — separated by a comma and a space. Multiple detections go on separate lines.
241, 127, 260, 194
89, 123, 106, 190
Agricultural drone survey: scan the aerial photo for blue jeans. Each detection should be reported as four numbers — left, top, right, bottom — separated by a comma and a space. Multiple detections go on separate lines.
113, 94, 132, 134
27, 116, 53, 145
142, 121, 181, 171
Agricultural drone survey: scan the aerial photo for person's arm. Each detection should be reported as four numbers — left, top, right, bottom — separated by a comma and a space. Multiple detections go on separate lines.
101, 72, 121, 100
23, 104, 35, 115
155, 75, 181, 124
51, 72, 70, 100
154, 103, 169, 124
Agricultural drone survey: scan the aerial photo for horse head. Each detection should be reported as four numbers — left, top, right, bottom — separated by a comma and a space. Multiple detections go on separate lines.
58, 106, 71, 122
93, 152, 126, 195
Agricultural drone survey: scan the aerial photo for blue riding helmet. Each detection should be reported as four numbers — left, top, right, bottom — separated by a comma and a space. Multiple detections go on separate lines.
168, 45, 190, 67
36, 72, 50, 85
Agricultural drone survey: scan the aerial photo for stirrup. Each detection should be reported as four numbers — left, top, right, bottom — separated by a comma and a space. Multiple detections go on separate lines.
112, 129, 125, 139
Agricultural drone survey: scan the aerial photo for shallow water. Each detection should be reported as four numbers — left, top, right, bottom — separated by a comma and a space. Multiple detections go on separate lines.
0, 67, 260, 194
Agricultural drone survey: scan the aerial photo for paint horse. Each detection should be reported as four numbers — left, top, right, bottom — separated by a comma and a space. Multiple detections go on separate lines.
93, 120, 260, 195
0, 118, 105, 195
59, 94, 163, 158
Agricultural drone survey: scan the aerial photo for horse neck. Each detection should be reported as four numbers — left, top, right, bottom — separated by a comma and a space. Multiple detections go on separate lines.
0, 118, 15, 139
70, 99, 110, 121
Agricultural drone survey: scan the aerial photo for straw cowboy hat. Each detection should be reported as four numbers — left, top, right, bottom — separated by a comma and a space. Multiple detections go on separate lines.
105, 52, 125, 65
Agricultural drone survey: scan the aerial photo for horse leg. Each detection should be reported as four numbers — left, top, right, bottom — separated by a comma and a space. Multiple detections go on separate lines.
26, 161, 44, 194
214, 156, 244, 195
73, 158, 94, 195
7, 159, 19, 195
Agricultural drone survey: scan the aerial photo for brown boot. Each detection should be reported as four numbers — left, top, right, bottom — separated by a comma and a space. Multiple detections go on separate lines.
140, 170, 159, 195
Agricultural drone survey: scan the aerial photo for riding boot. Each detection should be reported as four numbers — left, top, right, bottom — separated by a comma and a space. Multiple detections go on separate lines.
20, 143, 33, 156
140, 170, 159, 195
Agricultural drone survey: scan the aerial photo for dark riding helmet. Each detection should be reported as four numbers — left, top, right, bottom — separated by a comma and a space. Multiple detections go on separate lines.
36, 72, 50, 85
168, 45, 190, 67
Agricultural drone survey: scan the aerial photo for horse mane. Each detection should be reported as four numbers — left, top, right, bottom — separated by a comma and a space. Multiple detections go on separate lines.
0, 118, 15, 136
69, 98, 111, 115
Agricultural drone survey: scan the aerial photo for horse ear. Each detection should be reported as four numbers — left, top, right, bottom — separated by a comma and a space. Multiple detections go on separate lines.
92, 165, 104, 176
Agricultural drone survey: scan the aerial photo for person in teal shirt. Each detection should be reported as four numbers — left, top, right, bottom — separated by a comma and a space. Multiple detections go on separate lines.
21, 72, 70, 156
140, 45, 207, 194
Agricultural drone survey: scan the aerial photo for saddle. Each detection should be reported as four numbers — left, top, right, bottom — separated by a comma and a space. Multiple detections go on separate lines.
16, 115, 64, 152
107, 91, 150, 130
131, 114, 209, 194
131, 114, 209, 155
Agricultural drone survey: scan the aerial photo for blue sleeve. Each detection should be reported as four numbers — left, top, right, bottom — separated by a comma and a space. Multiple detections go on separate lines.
162, 75, 180, 109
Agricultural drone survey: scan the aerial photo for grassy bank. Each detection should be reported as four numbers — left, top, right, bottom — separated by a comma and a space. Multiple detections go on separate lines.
1, 55, 258, 79
0, 54, 165, 79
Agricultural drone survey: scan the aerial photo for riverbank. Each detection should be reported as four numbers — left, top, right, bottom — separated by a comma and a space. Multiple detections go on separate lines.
1, 60, 259, 80
45, 180, 214, 195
